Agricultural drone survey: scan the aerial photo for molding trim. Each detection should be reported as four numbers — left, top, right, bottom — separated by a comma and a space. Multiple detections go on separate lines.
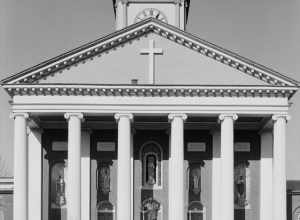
3, 84, 297, 99
0, 177, 14, 192
1, 19, 299, 89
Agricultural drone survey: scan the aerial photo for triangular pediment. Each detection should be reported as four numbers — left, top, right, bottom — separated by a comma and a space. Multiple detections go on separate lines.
1, 18, 299, 88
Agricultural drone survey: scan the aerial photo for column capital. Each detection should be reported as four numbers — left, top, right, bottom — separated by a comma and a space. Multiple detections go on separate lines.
64, 112, 84, 121
272, 114, 291, 122
114, 113, 133, 122
10, 112, 29, 120
218, 113, 238, 122
168, 113, 188, 122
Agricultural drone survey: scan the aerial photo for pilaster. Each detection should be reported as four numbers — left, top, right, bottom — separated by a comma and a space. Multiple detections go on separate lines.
260, 129, 273, 220
211, 129, 221, 220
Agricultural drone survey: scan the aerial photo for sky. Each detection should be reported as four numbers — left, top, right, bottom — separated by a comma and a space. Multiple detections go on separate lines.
1, 0, 300, 178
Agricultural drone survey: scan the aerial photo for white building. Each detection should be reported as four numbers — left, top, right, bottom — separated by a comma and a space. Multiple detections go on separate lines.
1, 0, 299, 220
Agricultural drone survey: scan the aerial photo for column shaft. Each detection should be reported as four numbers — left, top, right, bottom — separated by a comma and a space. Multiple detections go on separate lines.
272, 115, 288, 220
12, 113, 29, 220
65, 113, 83, 220
219, 114, 237, 220
168, 113, 187, 220
115, 113, 133, 220
260, 130, 273, 220
28, 128, 42, 220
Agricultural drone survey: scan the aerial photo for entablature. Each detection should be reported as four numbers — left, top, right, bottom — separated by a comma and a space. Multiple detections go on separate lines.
3, 84, 297, 99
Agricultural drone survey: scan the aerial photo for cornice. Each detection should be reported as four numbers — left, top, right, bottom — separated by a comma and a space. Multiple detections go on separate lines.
3, 84, 297, 99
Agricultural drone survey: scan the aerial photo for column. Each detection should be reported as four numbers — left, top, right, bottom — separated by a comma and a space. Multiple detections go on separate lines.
28, 128, 43, 220
81, 130, 91, 220
272, 114, 289, 220
168, 113, 187, 220
11, 113, 29, 220
211, 130, 221, 220
260, 129, 273, 220
115, 113, 133, 220
219, 113, 238, 220
64, 113, 84, 220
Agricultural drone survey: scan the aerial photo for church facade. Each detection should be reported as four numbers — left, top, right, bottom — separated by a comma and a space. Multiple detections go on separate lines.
1, 1, 299, 220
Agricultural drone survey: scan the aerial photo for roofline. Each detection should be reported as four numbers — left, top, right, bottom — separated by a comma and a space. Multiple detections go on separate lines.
2, 83, 299, 88
1, 19, 153, 84
1, 18, 299, 87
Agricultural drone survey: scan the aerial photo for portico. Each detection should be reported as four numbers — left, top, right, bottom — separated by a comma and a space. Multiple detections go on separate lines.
7, 83, 293, 220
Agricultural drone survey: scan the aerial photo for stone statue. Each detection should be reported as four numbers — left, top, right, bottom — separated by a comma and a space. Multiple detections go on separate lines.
142, 198, 160, 220
190, 167, 201, 195
146, 155, 156, 185
100, 166, 110, 194
55, 175, 66, 207
234, 162, 248, 207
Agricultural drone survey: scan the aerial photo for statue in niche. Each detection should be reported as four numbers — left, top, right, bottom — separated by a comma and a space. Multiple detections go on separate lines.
142, 198, 160, 220
146, 155, 156, 185
99, 165, 111, 194
55, 175, 66, 207
189, 166, 201, 195
234, 161, 248, 208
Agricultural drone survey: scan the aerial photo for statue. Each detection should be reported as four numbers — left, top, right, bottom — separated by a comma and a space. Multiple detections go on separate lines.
190, 167, 201, 195
55, 175, 66, 207
142, 198, 160, 220
99, 165, 110, 194
234, 162, 248, 208
146, 155, 156, 185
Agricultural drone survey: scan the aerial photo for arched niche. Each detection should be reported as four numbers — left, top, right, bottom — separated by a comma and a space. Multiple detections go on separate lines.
140, 141, 163, 189
49, 160, 67, 209
234, 160, 250, 209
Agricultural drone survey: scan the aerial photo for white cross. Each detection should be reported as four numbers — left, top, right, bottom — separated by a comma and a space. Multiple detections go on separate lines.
140, 39, 163, 84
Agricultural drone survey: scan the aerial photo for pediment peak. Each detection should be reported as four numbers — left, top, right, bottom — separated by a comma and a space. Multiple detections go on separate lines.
1, 19, 299, 89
